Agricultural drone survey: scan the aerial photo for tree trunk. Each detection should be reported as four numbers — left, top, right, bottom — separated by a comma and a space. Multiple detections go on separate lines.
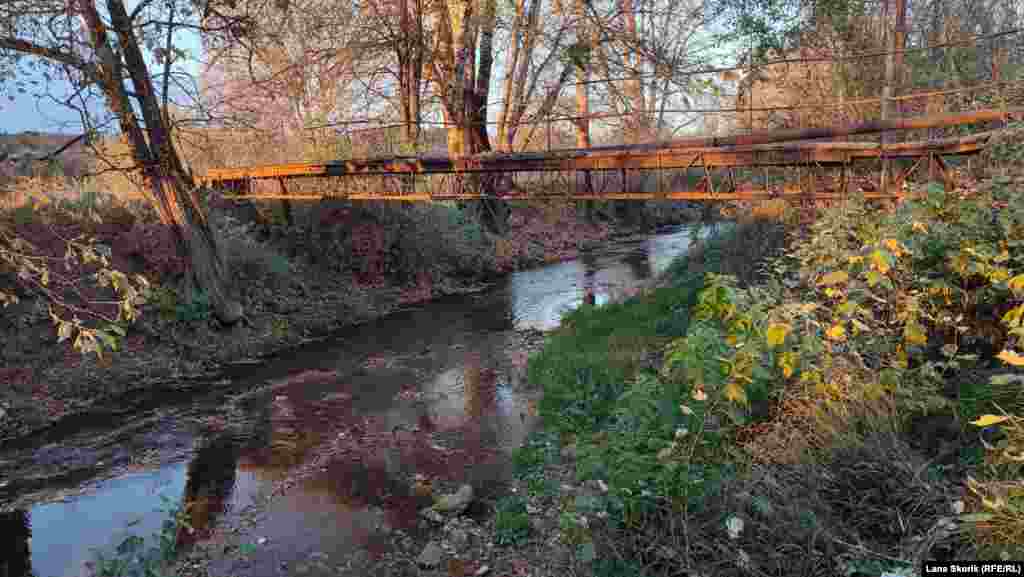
880, 0, 907, 193
615, 0, 644, 225
575, 0, 594, 223
83, 0, 243, 324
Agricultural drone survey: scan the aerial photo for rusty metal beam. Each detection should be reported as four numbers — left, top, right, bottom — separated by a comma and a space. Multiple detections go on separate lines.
200, 132, 990, 186
228, 188, 907, 202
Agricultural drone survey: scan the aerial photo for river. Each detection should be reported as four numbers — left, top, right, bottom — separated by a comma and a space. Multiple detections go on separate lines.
0, 224, 702, 577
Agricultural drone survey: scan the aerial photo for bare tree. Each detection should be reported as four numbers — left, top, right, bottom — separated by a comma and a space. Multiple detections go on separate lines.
0, 0, 257, 324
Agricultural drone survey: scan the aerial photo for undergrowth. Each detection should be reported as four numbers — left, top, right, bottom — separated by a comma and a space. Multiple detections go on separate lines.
527, 182, 1024, 575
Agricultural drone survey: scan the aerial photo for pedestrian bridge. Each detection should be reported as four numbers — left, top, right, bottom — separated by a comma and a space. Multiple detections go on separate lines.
199, 108, 1017, 202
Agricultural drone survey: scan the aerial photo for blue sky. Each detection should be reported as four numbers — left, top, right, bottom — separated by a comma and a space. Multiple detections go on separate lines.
0, 0, 204, 135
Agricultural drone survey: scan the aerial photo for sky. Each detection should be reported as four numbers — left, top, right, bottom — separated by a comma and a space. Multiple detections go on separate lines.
0, 0, 734, 139
0, 0, 203, 135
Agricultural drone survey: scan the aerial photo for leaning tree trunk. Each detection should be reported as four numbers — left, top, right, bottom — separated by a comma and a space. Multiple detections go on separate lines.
82, 0, 243, 325
148, 168, 244, 324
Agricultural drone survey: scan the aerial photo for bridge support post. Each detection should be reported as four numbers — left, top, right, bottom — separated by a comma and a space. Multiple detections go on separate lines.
928, 153, 953, 192
277, 177, 294, 226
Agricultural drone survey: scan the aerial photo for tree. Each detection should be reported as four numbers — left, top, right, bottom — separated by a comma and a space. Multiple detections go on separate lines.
1, 0, 249, 338
424, 0, 509, 232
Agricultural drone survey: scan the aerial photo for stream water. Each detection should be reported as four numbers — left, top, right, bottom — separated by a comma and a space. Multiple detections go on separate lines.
0, 225, 701, 577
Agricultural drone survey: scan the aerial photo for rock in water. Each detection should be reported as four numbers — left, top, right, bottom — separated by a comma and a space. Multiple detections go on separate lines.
416, 541, 444, 569
433, 484, 474, 514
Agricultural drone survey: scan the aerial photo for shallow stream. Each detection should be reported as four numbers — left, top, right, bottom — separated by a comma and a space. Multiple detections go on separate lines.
0, 225, 701, 577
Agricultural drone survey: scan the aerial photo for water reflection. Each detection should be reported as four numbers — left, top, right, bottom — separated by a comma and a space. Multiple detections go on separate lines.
623, 245, 651, 280
12, 225, 699, 577
176, 436, 241, 549
581, 250, 598, 306
0, 510, 31, 577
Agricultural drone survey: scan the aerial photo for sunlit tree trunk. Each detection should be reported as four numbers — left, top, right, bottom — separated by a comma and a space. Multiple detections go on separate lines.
575, 0, 594, 222
880, 0, 907, 194
82, 0, 243, 324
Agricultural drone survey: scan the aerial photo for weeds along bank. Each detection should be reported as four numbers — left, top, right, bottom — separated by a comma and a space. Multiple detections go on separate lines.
0, 175, 698, 443
520, 180, 1024, 576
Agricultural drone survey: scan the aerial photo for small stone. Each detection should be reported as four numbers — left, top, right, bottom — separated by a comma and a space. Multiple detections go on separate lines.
433, 484, 474, 514
447, 528, 471, 551
526, 504, 540, 515
475, 565, 491, 576
420, 506, 445, 524
416, 541, 444, 569
951, 500, 965, 515
257, 537, 268, 545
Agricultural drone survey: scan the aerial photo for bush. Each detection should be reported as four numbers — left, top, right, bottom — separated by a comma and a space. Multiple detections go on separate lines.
529, 180, 1024, 573
284, 201, 497, 283
494, 494, 531, 546
211, 211, 293, 288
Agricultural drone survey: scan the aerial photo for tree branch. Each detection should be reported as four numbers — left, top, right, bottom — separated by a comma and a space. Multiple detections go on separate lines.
0, 36, 98, 81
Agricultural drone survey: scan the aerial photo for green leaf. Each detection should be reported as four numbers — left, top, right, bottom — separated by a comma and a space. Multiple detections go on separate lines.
97, 330, 119, 352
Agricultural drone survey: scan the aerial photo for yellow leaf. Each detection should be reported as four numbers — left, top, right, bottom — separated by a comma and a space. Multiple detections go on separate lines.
765, 323, 791, 347
778, 351, 797, 379
903, 323, 928, 346
989, 267, 1011, 284
1001, 305, 1024, 328
883, 238, 905, 256
725, 334, 738, 346
911, 220, 928, 233
1008, 274, 1024, 295
825, 324, 846, 341
996, 349, 1024, 366
57, 322, 73, 343
971, 415, 1011, 427
724, 382, 748, 405
818, 270, 849, 287
847, 255, 864, 265
869, 250, 891, 274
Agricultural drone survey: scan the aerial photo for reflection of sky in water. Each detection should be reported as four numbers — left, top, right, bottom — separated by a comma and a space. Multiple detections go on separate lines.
22, 224, 704, 577
30, 464, 188, 577
509, 226, 699, 331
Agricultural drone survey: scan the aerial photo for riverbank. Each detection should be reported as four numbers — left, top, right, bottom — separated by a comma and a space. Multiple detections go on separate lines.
0, 198, 697, 448
499, 180, 1024, 576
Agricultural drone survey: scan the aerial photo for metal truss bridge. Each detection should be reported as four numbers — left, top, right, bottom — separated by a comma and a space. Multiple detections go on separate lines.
199, 109, 1018, 203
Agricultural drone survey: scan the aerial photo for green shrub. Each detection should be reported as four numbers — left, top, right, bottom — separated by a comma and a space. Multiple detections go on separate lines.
494, 494, 531, 546
89, 495, 186, 577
